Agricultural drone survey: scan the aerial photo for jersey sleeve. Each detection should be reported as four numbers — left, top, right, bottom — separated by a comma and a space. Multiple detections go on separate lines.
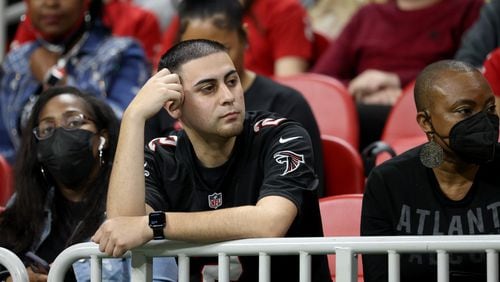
258, 123, 317, 215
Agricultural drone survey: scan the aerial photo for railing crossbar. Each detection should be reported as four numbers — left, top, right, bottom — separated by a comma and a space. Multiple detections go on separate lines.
43, 235, 500, 282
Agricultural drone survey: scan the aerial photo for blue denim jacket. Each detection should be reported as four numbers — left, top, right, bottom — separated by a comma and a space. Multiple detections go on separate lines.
0, 23, 150, 164
6, 189, 178, 282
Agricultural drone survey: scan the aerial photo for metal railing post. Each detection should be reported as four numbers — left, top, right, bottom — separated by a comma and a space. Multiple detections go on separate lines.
0, 247, 29, 282
258, 252, 271, 282
299, 251, 311, 282
437, 250, 449, 282
335, 247, 356, 282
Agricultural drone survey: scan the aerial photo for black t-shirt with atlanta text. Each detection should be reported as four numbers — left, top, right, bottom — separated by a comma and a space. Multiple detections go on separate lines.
361, 144, 500, 282
144, 111, 331, 282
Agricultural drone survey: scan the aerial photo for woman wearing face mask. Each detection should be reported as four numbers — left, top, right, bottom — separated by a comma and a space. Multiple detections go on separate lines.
0, 87, 177, 282
0, 0, 150, 164
360, 60, 500, 282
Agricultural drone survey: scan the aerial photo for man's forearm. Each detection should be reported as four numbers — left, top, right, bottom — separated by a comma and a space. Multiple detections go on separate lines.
107, 110, 148, 217
164, 196, 297, 242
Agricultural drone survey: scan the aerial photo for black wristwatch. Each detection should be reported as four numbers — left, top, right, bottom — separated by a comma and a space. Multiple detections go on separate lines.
148, 211, 166, 240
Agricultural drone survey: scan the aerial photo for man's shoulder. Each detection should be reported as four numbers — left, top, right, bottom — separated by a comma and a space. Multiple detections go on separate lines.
245, 111, 304, 135
146, 135, 179, 153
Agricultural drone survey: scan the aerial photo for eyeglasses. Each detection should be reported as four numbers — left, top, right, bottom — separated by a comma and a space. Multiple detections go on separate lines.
33, 112, 95, 140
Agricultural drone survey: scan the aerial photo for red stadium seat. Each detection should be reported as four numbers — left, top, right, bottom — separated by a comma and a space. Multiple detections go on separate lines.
363, 81, 427, 171
380, 81, 427, 156
322, 135, 364, 196
274, 73, 359, 149
319, 194, 364, 282
0, 155, 13, 206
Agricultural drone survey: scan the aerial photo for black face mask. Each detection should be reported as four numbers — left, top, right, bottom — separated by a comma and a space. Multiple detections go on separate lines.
37, 128, 97, 188
448, 111, 499, 164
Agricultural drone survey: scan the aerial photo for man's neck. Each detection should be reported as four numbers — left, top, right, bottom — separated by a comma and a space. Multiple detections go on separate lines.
397, 0, 441, 11
186, 129, 237, 168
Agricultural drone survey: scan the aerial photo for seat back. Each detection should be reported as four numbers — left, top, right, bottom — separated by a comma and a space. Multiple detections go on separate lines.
322, 135, 364, 196
0, 155, 13, 206
274, 73, 359, 149
319, 194, 364, 281
376, 81, 427, 164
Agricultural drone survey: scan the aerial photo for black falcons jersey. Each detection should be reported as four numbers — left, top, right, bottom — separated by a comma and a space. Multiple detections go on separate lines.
144, 111, 331, 282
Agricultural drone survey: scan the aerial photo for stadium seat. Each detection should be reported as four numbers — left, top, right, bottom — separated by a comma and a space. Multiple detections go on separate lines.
0, 155, 13, 206
363, 81, 427, 173
319, 194, 364, 282
274, 73, 359, 149
322, 135, 364, 196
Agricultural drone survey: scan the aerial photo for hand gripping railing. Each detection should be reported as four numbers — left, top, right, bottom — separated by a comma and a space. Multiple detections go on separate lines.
0, 247, 29, 282
47, 235, 500, 282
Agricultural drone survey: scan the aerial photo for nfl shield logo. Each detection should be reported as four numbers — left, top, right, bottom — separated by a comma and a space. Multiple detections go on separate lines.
208, 192, 223, 209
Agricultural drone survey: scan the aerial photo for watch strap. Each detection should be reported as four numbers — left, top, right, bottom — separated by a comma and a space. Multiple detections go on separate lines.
152, 227, 165, 240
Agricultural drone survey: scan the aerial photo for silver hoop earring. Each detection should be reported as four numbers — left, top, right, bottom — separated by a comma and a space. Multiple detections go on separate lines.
420, 133, 443, 168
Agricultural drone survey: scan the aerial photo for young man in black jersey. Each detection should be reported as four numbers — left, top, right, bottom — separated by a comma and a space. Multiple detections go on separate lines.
92, 39, 331, 281
144, 0, 325, 196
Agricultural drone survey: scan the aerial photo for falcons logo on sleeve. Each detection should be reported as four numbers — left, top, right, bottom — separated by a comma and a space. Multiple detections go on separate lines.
147, 136, 178, 151
273, 150, 305, 176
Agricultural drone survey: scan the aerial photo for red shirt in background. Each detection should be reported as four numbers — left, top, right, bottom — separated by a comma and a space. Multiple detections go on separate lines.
312, 0, 483, 87
156, 0, 314, 77
483, 48, 500, 97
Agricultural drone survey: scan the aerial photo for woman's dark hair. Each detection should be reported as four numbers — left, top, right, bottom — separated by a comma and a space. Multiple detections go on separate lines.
177, 0, 247, 43
0, 86, 119, 255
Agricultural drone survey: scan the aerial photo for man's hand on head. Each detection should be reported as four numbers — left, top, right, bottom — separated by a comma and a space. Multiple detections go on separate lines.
91, 216, 153, 257
124, 68, 184, 122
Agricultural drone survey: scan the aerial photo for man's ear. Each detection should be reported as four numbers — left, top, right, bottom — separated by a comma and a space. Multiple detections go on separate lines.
164, 102, 182, 119
416, 110, 433, 136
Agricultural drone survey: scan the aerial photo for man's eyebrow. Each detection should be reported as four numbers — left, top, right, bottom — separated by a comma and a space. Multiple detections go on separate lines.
194, 78, 216, 87
193, 69, 238, 87
224, 70, 238, 80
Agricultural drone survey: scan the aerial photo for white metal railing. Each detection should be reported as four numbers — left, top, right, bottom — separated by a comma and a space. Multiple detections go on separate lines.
0, 247, 29, 282
47, 235, 500, 282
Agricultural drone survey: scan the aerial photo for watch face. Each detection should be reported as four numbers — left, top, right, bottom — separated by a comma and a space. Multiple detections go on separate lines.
149, 212, 165, 226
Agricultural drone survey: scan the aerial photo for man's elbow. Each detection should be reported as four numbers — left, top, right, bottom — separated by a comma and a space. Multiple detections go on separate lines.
253, 214, 295, 237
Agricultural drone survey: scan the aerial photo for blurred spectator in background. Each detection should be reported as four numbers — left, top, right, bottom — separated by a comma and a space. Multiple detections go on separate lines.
308, 0, 373, 39
10, 0, 162, 63
133, 0, 177, 32
0, 0, 150, 164
145, 0, 325, 196
0, 86, 177, 282
312, 0, 483, 150
455, 0, 500, 67
480, 47, 500, 115
156, 0, 315, 77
